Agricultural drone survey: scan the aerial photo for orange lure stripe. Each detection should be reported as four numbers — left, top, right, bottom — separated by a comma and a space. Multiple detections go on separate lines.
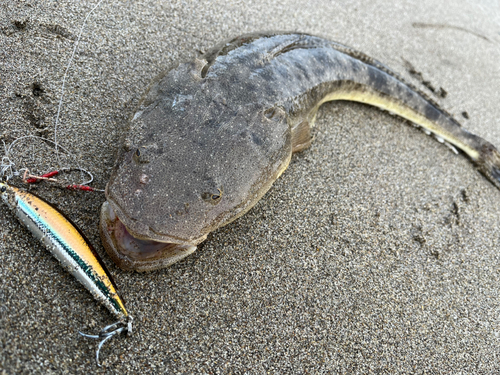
1, 183, 128, 320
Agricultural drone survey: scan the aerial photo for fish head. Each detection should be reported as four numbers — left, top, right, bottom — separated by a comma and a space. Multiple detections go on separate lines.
101, 61, 291, 271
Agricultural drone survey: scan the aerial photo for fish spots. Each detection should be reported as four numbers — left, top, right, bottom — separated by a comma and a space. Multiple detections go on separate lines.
367, 67, 387, 91
203, 118, 218, 128
175, 202, 191, 216
252, 133, 263, 146
424, 103, 440, 122
171, 94, 193, 111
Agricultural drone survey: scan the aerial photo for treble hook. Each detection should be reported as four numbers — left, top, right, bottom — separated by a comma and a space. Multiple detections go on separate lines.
79, 317, 133, 367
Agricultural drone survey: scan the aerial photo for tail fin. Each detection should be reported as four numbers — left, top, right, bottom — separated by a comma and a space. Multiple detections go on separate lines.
474, 141, 500, 189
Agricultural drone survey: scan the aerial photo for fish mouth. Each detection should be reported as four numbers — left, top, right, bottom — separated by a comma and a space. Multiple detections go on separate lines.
100, 201, 197, 272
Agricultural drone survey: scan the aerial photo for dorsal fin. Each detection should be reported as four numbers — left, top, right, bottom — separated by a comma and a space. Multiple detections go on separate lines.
201, 32, 460, 126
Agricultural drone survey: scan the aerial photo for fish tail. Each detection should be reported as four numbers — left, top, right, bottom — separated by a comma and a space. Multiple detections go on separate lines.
315, 69, 500, 189
473, 138, 500, 189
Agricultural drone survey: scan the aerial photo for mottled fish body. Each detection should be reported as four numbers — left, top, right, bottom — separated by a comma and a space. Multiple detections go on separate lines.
0, 183, 129, 321
102, 33, 500, 271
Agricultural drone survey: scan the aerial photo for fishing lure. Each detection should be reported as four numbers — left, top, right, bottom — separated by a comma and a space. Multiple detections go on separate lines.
0, 181, 132, 366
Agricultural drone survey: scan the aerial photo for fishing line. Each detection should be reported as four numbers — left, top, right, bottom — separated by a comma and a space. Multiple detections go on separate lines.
54, 0, 105, 164
1, 0, 105, 190
1, 1, 135, 366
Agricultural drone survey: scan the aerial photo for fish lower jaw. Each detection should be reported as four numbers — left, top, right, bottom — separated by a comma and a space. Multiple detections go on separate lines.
99, 202, 197, 272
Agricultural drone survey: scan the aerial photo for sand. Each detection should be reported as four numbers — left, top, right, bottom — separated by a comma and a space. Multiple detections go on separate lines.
1, 0, 500, 373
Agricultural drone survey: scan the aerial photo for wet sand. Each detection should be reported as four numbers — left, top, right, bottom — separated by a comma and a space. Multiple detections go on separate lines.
1, 0, 500, 372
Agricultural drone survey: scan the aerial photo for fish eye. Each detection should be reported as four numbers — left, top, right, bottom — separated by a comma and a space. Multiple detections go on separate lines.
133, 147, 150, 164
0, 186, 6, 193
201, 188, 223, 204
